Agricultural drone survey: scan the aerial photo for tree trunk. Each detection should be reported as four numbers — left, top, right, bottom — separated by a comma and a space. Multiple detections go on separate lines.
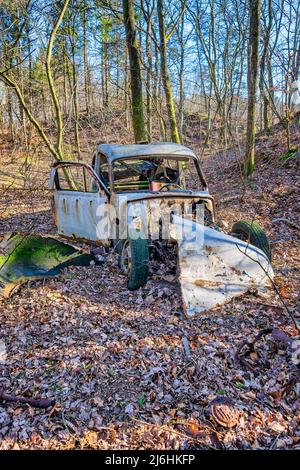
124, 54, 129, 128
178, 15, 185, 141
145, 13, 152, 140
259, 0, 272, 131
83, 0, 91, 118
45, 0, 70, 160
157, 0, 180, 144
245, 0, 261, 177
123, 0, 145, 142
71, 40, 81, 158
7, 89, 14, 142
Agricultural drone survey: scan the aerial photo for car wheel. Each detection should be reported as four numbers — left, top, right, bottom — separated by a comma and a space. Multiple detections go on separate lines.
230, 220, 271, 261
118, 235, 149, 290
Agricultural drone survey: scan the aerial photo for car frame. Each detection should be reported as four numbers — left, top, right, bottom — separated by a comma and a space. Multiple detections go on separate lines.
50, 142, 271, 292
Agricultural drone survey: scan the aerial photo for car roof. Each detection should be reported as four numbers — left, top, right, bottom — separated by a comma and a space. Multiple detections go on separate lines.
96, 142, 197, 163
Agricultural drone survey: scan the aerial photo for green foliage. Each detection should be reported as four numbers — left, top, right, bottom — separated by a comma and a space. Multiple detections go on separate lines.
137, 394, 146, 407
31, 54, 47, 85
235, 382, 247, 389
278, 148, 298, 166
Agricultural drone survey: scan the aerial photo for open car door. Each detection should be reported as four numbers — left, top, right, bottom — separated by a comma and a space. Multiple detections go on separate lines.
50, 162, 110, 245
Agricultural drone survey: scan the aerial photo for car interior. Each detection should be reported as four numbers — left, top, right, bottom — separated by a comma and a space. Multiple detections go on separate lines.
98, 156, 194, 192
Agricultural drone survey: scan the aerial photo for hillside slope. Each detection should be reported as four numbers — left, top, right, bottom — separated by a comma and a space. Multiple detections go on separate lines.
0, 124, 299, 450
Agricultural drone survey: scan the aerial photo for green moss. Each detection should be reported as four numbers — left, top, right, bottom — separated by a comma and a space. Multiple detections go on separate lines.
246, 154, 255, 177
278, 148, 297, 164
0, 233, 92, 293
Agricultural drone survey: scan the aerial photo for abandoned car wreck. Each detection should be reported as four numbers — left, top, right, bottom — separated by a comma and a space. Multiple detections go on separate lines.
47, 142, 273, 315
0, 142, 273, 315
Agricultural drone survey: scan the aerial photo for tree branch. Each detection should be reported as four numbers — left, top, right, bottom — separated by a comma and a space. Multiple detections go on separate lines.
45, 0, 70, 160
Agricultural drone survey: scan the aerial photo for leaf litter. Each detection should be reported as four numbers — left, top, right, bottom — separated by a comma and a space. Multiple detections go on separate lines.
0, 125, 299, 449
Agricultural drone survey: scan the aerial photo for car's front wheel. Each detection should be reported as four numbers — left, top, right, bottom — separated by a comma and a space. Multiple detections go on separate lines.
118, 235, 149, 290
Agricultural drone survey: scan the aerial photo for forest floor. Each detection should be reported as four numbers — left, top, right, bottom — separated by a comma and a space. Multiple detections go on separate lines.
0, 122, 299, 449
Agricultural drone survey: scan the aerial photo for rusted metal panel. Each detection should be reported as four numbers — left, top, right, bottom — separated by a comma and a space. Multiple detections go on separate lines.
53, 191, 109, 244
50, 156, 274, 316
0, 233, 93, 298
51, 162, 111, 245
170, 216, 274, 316
116, 195, 213, 240
96, 142, 197, 163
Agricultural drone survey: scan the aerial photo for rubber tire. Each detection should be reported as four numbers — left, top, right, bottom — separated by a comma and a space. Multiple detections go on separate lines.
118, 236, 149, 290
231, 220, 271, 261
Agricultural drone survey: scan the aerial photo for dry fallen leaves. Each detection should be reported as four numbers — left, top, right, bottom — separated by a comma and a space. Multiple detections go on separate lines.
0, 124, 299, 449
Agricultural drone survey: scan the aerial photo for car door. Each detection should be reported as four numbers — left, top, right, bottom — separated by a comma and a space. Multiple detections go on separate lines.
50, 163, 110, 245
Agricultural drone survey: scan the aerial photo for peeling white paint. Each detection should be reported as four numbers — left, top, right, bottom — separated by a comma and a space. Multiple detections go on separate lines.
170, 215, 274, 316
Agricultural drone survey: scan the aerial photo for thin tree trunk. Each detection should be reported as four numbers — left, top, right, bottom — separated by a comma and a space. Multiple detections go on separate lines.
145, 13, 152, 140
105, 45, 109, 107
83, 0, 90, 118
7, 88, 14, 142
123, 0, 145, 142
63, 46, 68, 119
18, 33, 29, 151
153, 40, 164, 138
124, 54, 129, 128
157, 0, 180, 143
245, 0, 261, 177
45, 0, 70, 160
178, 15, 185, 141
260, 0, 272, 130
71, 41, 81, 158
101, 43, 106, 108
26, 22, 33, 146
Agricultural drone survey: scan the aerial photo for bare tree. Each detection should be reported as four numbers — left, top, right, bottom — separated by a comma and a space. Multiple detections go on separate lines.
0, 0, 70, 161
123, 0, 146, 142
157, 0, 186, 144
245, 0, 261, 177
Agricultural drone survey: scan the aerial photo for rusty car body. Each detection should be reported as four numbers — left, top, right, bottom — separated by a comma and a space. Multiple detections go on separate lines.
50, 142, 273, 315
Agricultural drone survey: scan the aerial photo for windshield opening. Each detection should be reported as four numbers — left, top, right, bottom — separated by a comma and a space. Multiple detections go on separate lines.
110, 156, 200, 193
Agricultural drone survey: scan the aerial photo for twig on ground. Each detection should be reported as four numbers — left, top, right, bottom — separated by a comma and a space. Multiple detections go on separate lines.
236, 244, 300, 334
182, 336, 191, 358
273, 218, 300, 231
0, 389, 55, 408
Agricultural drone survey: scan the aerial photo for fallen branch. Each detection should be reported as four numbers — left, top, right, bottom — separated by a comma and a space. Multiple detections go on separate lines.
236, 244, 300, 334
0, 389, 55, 409
182, 336, 191, 358
273, 218, 300, 231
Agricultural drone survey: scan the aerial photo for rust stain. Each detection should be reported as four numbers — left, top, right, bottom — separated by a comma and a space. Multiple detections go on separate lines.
51, 196, 58, 227
230, 266, 243, 276
194, 279, 222, 287
204, 246, 216, 254
62, 198, 67, 214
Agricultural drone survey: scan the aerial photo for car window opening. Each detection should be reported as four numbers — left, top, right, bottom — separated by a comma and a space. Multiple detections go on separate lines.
109, 157, 198, 192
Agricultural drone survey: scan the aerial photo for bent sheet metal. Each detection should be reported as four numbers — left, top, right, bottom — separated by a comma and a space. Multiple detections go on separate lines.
170, 215, 274, 316
0, 233, 93, 297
